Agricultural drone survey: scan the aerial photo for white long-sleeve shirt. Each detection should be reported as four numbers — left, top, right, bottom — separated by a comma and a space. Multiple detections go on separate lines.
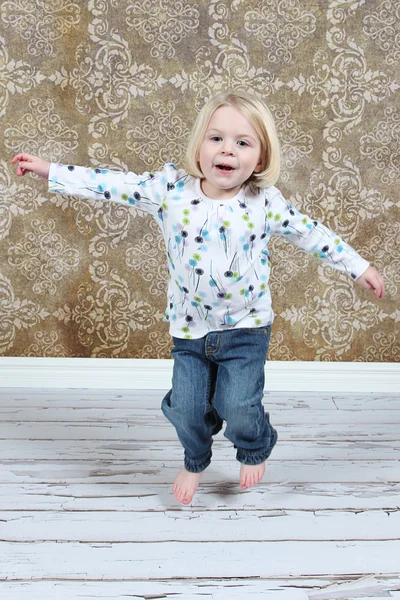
48, 162, 370, 339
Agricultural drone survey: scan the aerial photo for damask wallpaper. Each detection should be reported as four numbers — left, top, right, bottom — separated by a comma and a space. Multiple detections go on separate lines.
0, 0, 399, 361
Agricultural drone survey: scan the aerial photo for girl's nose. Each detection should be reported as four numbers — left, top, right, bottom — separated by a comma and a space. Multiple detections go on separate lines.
221, 141, 234, 154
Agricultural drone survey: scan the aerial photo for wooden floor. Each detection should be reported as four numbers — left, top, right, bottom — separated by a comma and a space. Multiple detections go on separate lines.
0, 387, 399, 599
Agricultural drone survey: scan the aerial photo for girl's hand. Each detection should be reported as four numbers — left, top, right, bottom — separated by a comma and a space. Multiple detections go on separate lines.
356, 265, 385, 299
11, 153, 50, 180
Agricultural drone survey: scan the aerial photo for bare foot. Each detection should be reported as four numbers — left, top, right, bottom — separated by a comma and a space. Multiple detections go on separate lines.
173, 468, 204, 505
240, 462, 266, 490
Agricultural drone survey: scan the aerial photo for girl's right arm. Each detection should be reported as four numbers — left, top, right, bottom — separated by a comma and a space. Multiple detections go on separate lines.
12, 154, 179, 218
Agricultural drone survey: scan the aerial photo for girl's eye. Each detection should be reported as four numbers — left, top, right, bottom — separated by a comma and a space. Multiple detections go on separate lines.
211, 136, 221, 142
238, 140, 249, 147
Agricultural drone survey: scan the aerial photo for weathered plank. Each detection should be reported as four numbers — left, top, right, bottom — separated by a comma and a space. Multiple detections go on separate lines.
0, 579, 304, 600
1, 407, 399, 423
1, 390, 337, 410
1, 459, 399, 484
0, 577, 399, 600
1, 439, 398, 461
1, 421, 399, 440
2, 388, 399, 410
2, 540, 400, 579
1, 509, 398, 542
1, 482, 398, 512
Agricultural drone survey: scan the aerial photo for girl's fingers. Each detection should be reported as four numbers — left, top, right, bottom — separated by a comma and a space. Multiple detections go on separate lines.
12, 154, 25, 163
12, 153, 33, 164
371, 278, 384, 299
17, 163, 27, 174
362, 274, 385, 299
14, 162, 29, 176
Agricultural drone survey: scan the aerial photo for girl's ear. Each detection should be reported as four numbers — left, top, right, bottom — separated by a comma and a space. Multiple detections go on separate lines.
253, 157, 263, 173
254, 149, 267, 173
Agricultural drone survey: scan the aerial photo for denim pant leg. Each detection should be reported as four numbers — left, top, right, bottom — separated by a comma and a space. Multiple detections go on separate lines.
210, 325, 278, 465
161, 336, 224, 473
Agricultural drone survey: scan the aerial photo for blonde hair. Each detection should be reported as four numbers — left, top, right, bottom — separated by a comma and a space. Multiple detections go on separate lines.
184, 90, 281, 190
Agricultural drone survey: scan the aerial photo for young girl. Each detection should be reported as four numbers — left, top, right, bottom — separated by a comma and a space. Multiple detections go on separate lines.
12, 90, 385, 505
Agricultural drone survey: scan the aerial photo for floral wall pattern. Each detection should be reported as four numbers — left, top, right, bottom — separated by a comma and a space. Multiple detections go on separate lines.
0, 0, 399, 361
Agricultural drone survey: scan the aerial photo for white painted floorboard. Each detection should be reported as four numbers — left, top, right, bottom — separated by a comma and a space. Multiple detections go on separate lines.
0, 388, 399, 599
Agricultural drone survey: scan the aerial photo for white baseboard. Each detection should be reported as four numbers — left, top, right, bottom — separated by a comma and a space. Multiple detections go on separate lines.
0, 358, 399, 392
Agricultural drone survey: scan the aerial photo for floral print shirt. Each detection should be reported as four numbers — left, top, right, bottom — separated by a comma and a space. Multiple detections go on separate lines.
49, 162, 370, 339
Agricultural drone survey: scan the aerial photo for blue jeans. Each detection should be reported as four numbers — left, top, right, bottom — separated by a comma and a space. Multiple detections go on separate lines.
161, 325, 278, 473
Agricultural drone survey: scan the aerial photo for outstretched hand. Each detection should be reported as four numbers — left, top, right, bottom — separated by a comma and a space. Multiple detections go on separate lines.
356, 266, 385, 299
11, 153, 50, 180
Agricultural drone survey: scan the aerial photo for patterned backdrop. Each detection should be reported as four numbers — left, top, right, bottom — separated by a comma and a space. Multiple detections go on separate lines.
0, 0, 399, 361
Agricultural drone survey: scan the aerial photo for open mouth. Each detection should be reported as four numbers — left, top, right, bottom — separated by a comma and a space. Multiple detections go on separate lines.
215, 164, 235, 172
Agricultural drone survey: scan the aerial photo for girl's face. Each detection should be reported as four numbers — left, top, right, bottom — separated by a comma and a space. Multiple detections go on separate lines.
198, 105, 262, 200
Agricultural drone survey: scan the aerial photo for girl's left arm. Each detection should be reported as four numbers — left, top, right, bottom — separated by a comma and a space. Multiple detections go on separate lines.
266, 187, 385, 300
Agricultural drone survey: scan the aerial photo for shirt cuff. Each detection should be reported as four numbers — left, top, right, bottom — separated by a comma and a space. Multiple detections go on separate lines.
353, 259, 370, 280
